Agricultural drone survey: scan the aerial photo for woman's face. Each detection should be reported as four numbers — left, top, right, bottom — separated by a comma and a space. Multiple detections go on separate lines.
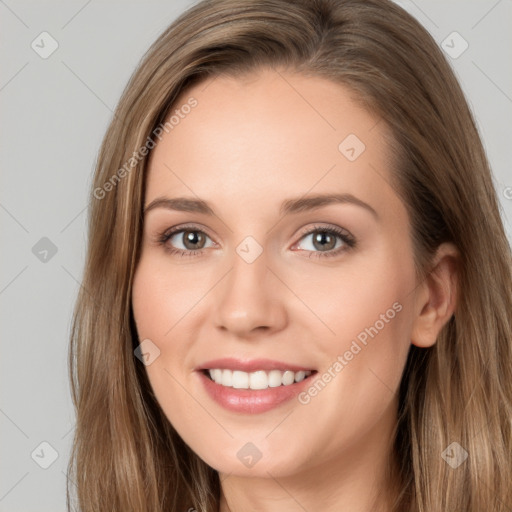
132, 68, 420, 478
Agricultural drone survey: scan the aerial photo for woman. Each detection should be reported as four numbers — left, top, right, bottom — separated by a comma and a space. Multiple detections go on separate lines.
67, 0, 512, 510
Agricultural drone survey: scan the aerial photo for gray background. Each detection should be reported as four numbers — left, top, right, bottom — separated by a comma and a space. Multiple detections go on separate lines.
1, 1, 511, 510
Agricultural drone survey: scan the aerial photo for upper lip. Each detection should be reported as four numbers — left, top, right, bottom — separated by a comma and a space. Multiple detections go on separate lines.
197, 358, 315, 373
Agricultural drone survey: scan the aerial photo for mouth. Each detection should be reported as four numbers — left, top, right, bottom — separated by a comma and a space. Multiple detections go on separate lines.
201, 368, 316, 390
196, 358, 318, 413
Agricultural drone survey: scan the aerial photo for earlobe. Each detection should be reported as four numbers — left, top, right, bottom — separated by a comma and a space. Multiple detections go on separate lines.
411, 243, 459, 348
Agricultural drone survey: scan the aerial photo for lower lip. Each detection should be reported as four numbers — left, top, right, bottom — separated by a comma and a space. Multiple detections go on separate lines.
198, 371, 315, 414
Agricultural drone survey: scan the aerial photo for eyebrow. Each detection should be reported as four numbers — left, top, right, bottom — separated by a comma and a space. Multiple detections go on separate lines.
143, 193, 378, 219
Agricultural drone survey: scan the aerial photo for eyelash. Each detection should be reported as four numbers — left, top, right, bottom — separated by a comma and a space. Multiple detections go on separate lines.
156, 223, 356, 259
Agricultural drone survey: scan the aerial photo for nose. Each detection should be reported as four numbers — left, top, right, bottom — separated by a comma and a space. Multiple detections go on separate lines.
212, 247, 288, 337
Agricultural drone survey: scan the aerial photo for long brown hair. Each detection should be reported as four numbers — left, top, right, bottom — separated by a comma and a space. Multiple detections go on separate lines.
67, 0, 512, 510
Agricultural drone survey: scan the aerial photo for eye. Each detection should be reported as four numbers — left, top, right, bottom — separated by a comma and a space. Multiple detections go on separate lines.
156, 223, 356, 259
157, 225, 215, 257
293, 224, 356, 258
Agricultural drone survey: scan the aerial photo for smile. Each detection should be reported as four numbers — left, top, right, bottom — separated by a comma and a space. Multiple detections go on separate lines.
196, 358, 317, 413
204, 369, 314, 390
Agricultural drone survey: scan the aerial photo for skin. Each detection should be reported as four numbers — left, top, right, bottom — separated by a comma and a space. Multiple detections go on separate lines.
131, 67, 458, 512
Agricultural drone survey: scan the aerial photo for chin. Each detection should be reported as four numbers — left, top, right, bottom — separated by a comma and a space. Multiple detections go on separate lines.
197, 444, 307, 479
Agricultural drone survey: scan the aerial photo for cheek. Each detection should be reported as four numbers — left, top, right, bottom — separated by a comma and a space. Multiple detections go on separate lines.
131, 259, 197, 417
294, 277, 412, 456
303, 248, 415, 407
293, 248, 415, 354
131, 255, 205, 341
131, 258, 193, 394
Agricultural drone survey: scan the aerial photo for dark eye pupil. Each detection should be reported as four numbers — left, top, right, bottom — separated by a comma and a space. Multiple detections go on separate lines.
313, 231, 336, 251
183, 230, 205, 250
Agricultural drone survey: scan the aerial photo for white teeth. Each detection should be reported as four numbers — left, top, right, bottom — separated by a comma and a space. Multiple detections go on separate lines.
282, 370, 295, 386
221, 369, 232, 387
207, 369, 313, 389
268, 370, 283, 388
232, 370, 249, 389
249, 370, 268, 390
294, 370, 306, 383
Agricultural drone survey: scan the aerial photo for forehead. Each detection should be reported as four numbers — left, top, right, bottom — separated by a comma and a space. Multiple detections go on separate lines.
145, 68, 398, 216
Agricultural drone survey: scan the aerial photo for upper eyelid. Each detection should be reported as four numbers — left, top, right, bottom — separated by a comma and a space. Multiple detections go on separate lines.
298, 223, 352, 237
163, 223, 216, 241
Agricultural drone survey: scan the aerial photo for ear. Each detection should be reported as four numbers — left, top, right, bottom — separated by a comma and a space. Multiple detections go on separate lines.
411, 242, 459, 348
